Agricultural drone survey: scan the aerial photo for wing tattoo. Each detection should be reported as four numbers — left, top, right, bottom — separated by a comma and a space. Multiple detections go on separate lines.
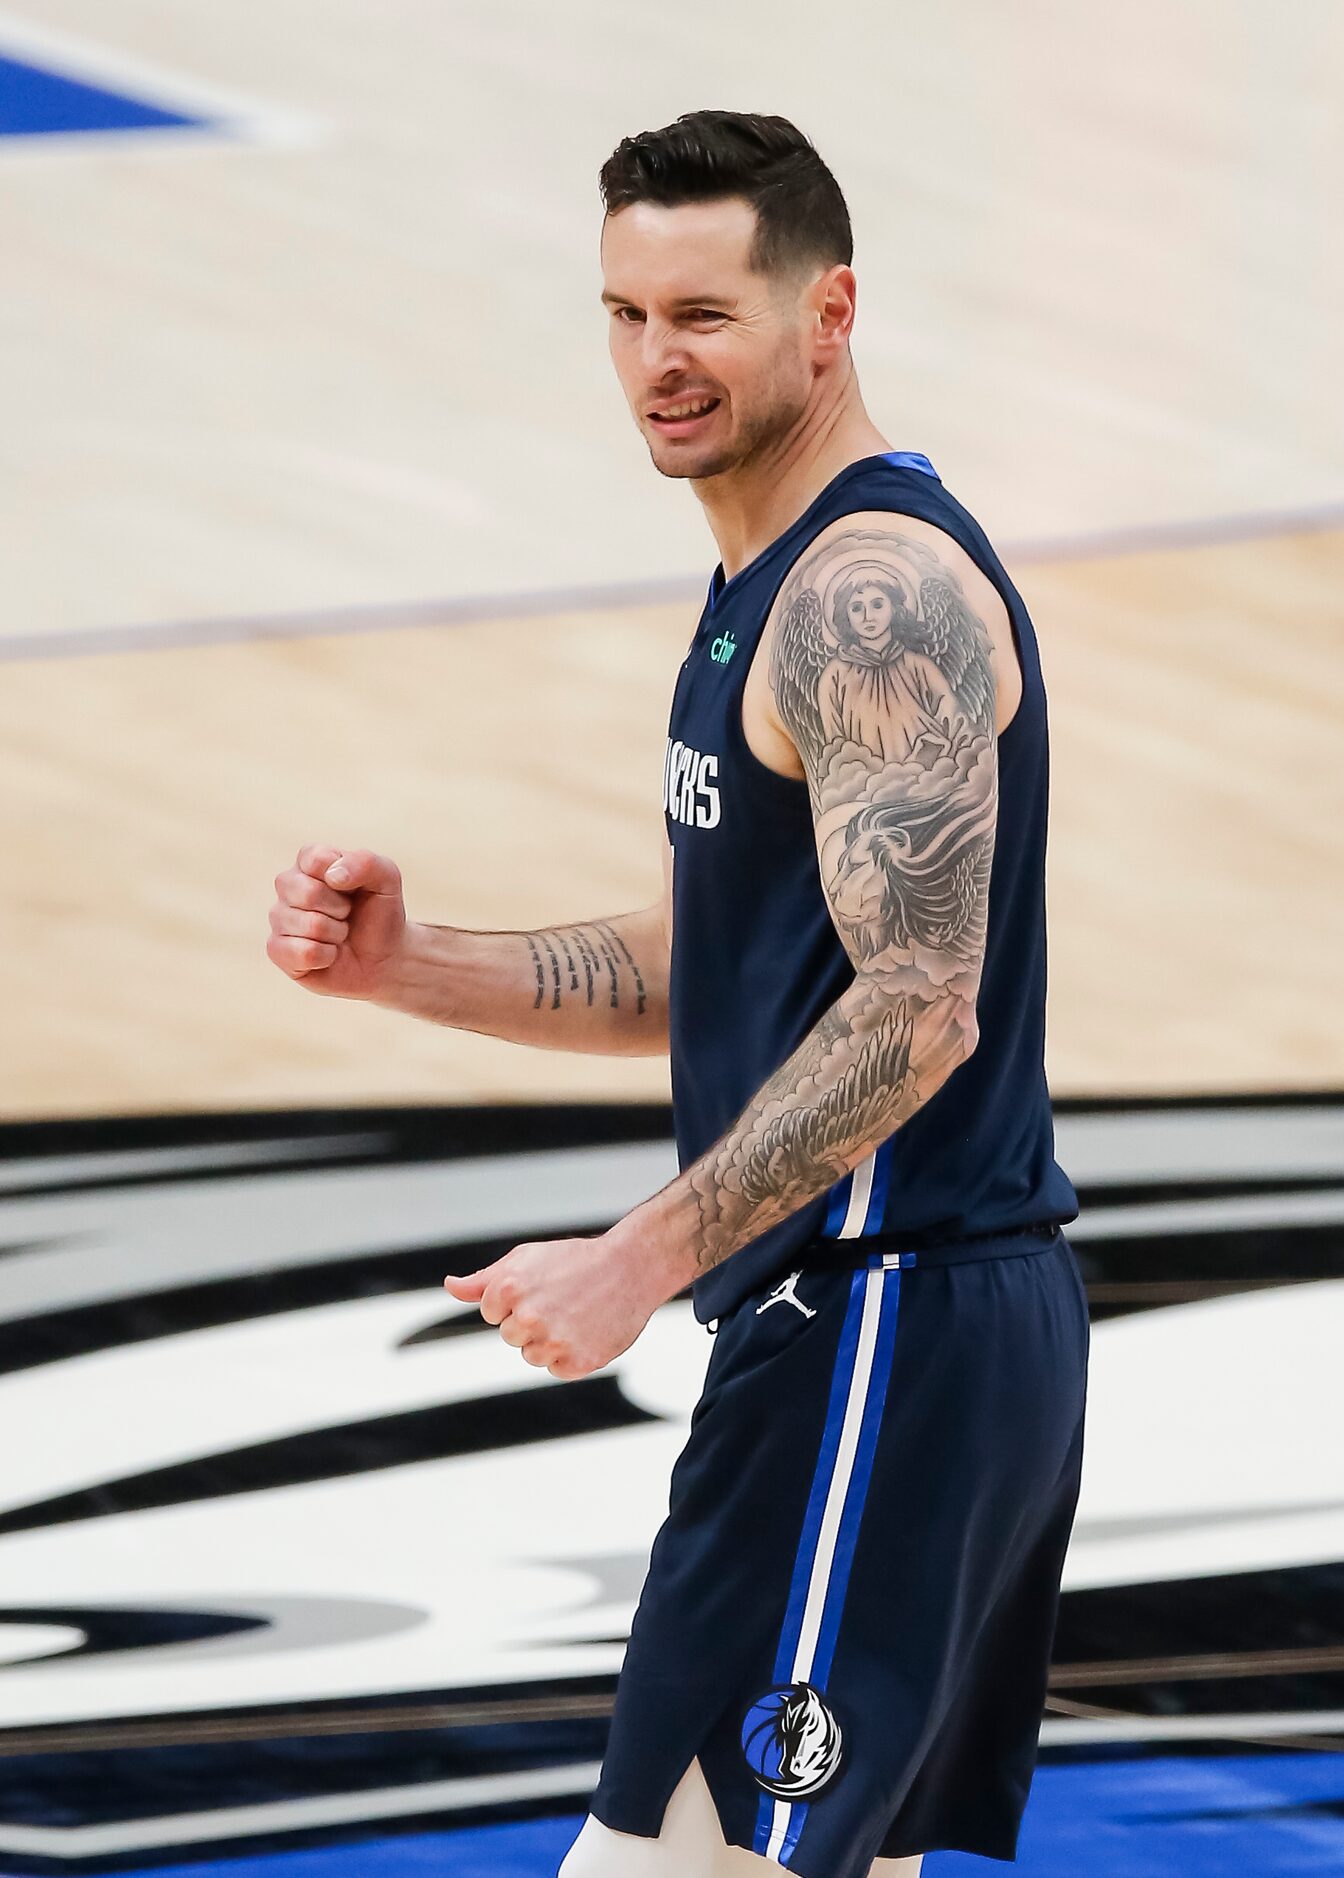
910, 575, 996, 734
735, 999, 915, 1207
768, 584, 830, 762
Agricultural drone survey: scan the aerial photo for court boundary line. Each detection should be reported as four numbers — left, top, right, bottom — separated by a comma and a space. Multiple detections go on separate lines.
0, 1759, 605, 1857
0, 8, 323, 153
3, 498, 1341, 664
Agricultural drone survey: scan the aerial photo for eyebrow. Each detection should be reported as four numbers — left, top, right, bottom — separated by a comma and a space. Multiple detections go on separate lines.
599, 291, 734, 310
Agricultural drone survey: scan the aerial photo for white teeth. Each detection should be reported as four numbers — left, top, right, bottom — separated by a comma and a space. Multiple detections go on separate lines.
658, 398, 715, 419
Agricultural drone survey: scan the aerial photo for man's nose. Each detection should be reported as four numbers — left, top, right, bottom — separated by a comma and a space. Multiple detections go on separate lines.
641, 317, 692, 379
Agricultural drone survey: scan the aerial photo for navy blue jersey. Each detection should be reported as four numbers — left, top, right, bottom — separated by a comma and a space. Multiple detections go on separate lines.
664, 451, 1078, 1324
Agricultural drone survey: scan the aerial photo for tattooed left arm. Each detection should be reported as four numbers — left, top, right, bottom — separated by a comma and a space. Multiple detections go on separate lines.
630, 517, 1000, 1281
446, 519, 1001, 1376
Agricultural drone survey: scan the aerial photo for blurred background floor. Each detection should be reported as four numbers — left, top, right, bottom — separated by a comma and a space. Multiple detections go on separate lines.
4, 515, 1343, 1116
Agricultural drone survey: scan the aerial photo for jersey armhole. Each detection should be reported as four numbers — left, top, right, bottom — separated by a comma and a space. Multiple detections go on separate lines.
732, 560, 813, 793
970, 547, 1030, 740
925, 507, 1036, 741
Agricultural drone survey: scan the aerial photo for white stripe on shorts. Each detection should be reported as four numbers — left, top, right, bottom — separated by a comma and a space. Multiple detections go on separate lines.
763, 1264, 890, 1864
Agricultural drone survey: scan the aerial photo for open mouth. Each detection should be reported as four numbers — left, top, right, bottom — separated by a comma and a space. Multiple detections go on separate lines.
648, 396, 722, 435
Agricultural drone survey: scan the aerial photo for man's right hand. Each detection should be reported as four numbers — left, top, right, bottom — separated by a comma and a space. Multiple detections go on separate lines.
267, 845, 409, 1001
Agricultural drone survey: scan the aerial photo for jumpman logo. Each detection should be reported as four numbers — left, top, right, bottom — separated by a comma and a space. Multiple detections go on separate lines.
755, 1271, 816, 1319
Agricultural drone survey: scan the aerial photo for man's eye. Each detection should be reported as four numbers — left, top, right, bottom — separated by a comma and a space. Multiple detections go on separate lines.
687, 309, 725, 323
615, 307, 644, 324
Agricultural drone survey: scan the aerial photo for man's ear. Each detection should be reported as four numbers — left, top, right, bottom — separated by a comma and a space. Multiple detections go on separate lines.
812, 264, 857, 355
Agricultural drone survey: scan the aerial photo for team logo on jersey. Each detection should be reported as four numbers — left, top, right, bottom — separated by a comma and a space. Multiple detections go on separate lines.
664, 737, 722, 829
741, 1682, 845, 1799
710, 629, 737, 665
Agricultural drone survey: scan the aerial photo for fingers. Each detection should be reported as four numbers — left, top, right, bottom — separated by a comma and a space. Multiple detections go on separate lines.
495, 1303, 549, 1349
502, 1317, 587, 1377
269, 904, 349, 946
281, 846, 402, 912
518, 1333, 579, 1377
266, 933, 339, 976
442, 1270, 488, 1304
498, 1313, 530, 1350
295, 844, 346, 885
440, 1254, 585, 1379
316, 848, 403, 896
450, 1286, 575, 1376
271, 858, 351, 964
479, 1286, 508, 1327
445, 1267, 507, 1324
546, 1352, 585, 1381
275, 867, 351, 920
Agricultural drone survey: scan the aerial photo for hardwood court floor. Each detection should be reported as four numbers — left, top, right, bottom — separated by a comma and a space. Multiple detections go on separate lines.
3, 520, 1340, 1118
3, 0, 1341, 1116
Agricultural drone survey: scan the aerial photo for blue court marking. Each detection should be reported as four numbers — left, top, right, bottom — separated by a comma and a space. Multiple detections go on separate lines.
927, 1751, 1344, 1876
0, 53, 207, 136
114, 1752, 1344, 1878
120, 1814, 588, 1878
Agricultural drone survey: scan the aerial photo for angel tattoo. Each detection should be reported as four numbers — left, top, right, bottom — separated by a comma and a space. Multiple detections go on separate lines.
770, 528, 999, 990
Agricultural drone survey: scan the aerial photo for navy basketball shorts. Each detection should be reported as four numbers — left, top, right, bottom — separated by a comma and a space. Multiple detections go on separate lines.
589, 1228, 1090, 1877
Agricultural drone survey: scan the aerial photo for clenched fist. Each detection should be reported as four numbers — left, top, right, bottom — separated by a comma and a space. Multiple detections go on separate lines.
443, 1228, 680, 1380
267, 844, 408, 1001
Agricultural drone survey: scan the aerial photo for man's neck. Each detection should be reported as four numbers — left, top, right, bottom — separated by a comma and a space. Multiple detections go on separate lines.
693, 378, 891, 580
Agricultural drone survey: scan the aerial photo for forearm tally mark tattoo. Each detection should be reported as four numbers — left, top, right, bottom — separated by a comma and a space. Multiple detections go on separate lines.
526, 921, 649, 1017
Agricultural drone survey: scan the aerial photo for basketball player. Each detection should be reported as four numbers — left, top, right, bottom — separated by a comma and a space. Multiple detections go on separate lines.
267, 112, 1089, 1878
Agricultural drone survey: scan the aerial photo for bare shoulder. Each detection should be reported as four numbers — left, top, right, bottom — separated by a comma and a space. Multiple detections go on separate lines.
742, 507, 1021, 779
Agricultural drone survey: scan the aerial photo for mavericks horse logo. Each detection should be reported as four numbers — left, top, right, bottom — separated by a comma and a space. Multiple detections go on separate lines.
741, 1682, 844, 1798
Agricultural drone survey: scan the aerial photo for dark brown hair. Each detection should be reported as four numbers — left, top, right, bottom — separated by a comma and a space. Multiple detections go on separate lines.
599, 110, 853, 278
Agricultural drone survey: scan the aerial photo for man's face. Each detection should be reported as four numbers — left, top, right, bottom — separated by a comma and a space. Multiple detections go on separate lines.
847, 583, 894, 647
600, 198, 816, 481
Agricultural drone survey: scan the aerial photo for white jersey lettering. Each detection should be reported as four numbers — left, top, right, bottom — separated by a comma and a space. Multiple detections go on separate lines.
665, 737, 723, 830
